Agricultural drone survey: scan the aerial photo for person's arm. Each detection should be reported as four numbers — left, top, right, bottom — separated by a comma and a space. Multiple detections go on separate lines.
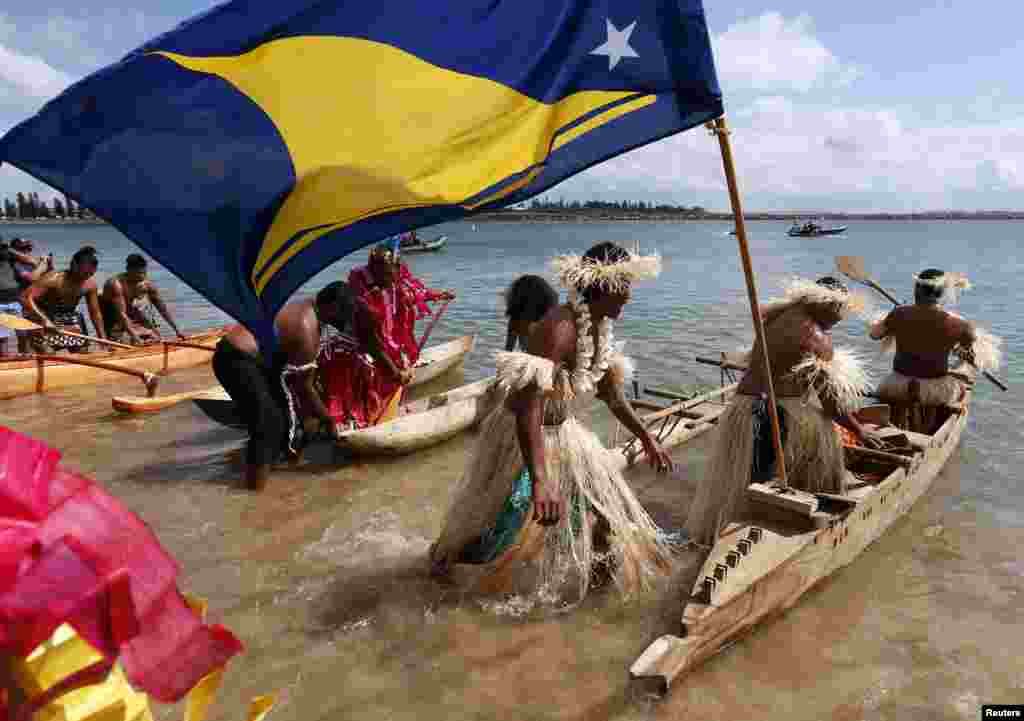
19, 275, 59, 328
359, 298, 413, 385
286, 324, 339, 439
869, 310, 893, 340
597, 370, 673, 472
105, 279, 140, 343
147, 284, 184, 338
804, 326, 879, 446
83, 283, 106, 341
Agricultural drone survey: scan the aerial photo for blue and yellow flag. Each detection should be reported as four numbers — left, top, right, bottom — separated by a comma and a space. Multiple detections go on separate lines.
0, 0, 722, 344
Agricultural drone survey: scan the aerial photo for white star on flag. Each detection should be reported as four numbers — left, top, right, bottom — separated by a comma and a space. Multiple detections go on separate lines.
589, 19, 639, 71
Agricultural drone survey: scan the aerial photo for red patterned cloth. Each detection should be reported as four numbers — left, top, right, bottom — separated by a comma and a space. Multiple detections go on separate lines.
319, 264, 440, 428
0, 426, 243, 704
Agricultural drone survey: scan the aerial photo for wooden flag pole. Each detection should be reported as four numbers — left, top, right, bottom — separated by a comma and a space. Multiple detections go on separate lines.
707, 117, 789, 488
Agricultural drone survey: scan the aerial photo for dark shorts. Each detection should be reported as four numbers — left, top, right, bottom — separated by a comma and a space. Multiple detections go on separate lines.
751, 398, 788, 482
212, 339, 289, 467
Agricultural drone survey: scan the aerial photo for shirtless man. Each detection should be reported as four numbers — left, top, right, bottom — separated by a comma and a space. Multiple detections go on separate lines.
212, 281, 355, 490
6, 237, 51, 353
20, 246, 106, 353
100, 254, 184, 344
869, 268, 996, 433
503, 274, 559, 351
686, 277, 878, 546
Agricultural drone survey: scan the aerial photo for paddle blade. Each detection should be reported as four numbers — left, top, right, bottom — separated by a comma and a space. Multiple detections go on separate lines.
0, 312, 39, 332
835, 255, 869, 283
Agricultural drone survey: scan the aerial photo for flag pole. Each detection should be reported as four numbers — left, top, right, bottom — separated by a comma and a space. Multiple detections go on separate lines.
706, 116, 789, 488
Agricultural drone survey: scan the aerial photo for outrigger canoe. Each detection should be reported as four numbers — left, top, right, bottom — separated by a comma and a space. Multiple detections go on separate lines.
112, 334, 475, 414
0, 326, 230, 400
629, 379, 972, 695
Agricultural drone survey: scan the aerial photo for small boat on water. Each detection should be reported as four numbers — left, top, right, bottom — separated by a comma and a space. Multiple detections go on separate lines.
629, 370, 972, 696
0, 326, 230, 400
401, 235, 447, 253
113, 334, 475, 414
787, 220, 847, 237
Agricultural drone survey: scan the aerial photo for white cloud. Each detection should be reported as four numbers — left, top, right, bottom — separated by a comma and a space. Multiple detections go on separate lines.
713, 12, 862, 94
0, 41, 73, 98
579, 97, 1024, 211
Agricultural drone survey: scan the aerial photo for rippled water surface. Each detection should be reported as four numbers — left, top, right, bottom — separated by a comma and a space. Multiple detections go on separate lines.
1, 220, 1021, 720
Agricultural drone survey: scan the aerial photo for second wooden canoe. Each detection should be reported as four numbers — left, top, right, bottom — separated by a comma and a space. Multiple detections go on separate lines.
0, 327, 229, 401
112, 334, 475, 414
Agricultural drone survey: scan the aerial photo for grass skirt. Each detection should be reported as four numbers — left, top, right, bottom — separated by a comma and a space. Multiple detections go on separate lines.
877, 371, 963, 406
685, 394, 846, 546
431, 402, 673, 603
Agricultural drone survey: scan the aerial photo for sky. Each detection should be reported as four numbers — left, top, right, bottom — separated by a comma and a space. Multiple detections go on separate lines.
1, 1, 1022, 213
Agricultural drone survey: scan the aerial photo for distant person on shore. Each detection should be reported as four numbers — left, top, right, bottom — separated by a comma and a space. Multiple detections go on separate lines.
20, 245, 105, 353
503, 274, 559, 351
100, 254, 185, 344
869, 269, 1003, 433
213, 282, 355, 490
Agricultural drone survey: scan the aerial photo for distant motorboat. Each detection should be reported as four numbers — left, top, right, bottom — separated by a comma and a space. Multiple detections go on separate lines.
786, 221, 847, 237
401, 234, 447, 253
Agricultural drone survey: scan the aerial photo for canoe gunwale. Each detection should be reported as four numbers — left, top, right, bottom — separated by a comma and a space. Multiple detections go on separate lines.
629, 388, 972, 694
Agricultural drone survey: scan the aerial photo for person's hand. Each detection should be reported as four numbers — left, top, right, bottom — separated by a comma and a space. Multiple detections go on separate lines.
41, 318, 57, 331
325, 420, 344, 442
437, 289, 456, 302
176, 331, 187, 340
398, 367, 415, 386
532, 476, 563, 526
857, 427, 886, 450
642, 436, 675, 473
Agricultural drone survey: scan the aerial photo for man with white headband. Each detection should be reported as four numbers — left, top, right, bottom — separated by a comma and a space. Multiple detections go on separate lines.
430, 241, 675, 604
686, 276, 878, 547
869, 268, 1002, 433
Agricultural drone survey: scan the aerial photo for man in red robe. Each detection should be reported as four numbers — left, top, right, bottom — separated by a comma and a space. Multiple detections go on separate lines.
320, 240, 455, 429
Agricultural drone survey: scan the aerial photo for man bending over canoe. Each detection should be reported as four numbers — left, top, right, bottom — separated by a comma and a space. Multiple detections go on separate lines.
319, 240, 454, 429
686, 277, 880, 547
869, 269, 1002, 433
430, 242, 675, 604
100, 254, 185, 344
212, 282, 355, 490
20, 245, 106, 353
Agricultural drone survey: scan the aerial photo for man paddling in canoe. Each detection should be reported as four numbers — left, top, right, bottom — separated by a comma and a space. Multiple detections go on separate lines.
212, 281, 355, 490
686, 277, 879, 547
869, 269, 1002, 433
319, 239, 454, 429
430, 242, 675, 604
20, 245, 106, 353
100, 254, 185, 344
504, 274, 559, 352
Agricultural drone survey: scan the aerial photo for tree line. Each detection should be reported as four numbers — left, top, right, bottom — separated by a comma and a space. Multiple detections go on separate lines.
0, 192, 98, 220
525, 198, 707, 214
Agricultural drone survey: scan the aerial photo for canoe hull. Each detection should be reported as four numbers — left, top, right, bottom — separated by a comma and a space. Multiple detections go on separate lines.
630, 389, 969, 694
0, 327, 229, 400
401, 235, 447, 253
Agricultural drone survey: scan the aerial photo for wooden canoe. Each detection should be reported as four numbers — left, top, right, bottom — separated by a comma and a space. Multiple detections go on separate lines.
0, 326, 229, 400
629, 387, 972, 695
112, 334, 475, 414
335, 375, 498, 456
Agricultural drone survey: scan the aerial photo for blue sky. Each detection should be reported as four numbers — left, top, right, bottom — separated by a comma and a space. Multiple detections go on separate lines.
1, 0, 1021, 212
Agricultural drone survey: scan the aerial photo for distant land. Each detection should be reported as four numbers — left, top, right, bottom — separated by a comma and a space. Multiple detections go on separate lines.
3, 209, 1024, 228
472, 208, 1024, 222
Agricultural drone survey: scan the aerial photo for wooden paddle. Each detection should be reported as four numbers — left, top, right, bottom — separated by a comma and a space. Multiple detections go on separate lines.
30, 354, 160, 396
0, 312, 135, 351
835, 256, 1008, 392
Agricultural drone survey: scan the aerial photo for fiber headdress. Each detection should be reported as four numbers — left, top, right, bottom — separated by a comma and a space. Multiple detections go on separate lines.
914, 269, 971, 304
549, 241, 661, 295
763, 276, 870, 319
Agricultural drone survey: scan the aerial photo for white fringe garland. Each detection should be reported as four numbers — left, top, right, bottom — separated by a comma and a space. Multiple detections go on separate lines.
914, 271, 971, 304
791, 347, 873, 415
762, 277, 872, 320
550, 250, 662, 294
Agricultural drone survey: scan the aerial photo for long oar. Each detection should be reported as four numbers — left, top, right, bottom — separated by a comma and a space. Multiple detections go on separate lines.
0, 312, 135, 351
30, 353, 160, 396
835, 256, 1008, 392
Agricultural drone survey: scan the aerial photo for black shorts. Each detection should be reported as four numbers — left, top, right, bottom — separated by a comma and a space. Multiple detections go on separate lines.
212, 339, 289, 467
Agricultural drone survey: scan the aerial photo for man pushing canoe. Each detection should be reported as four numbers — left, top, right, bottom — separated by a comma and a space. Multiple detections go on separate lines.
686, 277, 880, 547
20, 245, 106, 353
212, 282, 355, 490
